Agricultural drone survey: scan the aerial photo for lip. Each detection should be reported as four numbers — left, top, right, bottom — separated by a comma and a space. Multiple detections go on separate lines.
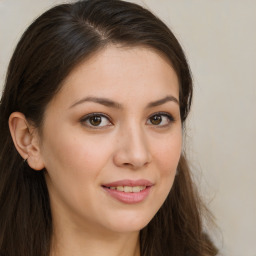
103, 179, 153, 187
102, 179, 153, 204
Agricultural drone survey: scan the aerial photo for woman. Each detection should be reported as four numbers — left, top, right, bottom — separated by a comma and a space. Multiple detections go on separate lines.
0, 0, 218, 255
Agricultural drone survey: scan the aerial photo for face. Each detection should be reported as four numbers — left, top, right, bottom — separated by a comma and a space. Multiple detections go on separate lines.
38, 45, 182, 235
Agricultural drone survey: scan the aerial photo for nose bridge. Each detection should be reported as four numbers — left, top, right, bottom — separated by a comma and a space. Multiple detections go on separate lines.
114, 121, 151, 169
127, 123, 147, 153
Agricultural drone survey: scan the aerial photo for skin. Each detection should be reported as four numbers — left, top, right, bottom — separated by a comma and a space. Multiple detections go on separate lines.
9, 45, 182, 256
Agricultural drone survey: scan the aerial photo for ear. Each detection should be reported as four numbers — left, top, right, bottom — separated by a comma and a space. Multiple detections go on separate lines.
8, 112, 45, 171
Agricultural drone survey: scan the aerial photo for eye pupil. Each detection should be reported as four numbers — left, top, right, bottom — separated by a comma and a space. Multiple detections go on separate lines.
150, 115, 162, 125
89, 116, 102, 126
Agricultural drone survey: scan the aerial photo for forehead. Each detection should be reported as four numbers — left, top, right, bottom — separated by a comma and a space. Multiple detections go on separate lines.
49, 45, 179, 109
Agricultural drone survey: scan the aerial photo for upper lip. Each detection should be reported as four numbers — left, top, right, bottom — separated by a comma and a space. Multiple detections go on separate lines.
102, 179, 153, 187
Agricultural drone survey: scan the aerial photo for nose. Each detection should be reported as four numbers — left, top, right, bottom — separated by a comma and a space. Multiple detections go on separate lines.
113, 125, 152, 170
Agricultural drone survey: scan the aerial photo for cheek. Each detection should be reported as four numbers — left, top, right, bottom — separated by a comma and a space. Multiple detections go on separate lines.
42, 129, 113, 179
146, 131, 182, 219
68, 133, 114, 172
152, 132, 182, 175
41, 130, 114, 213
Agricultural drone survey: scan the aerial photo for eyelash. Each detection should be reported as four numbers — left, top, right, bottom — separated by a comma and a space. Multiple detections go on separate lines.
147, 112, 175, 127
80, 112, 113, 129
80, 112, 175, 129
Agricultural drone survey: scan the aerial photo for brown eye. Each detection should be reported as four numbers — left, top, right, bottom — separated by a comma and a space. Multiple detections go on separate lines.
81, 113, 112, 128
150, 115, 162, 125
89, 115, 102, 126
147, 112, 174, 127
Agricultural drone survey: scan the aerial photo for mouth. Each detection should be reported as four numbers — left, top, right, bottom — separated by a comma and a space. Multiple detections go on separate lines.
102, 179, 153, 204
103, 185, 147, 193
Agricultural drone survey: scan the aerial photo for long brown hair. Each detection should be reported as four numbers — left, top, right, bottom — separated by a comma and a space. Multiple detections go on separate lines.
0, 0, 217, 255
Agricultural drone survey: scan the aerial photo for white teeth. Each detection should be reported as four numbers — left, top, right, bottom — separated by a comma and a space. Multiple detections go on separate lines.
117, 186, 124, 192
132, 186, 141, 192
109, 186, 146, 193
124, 186, 133, 192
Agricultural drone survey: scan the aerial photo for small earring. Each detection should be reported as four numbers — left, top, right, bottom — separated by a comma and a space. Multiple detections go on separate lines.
23, 158, 28, 164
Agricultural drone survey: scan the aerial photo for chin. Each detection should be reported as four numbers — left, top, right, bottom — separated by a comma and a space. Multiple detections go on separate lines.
104, 209, 156, 234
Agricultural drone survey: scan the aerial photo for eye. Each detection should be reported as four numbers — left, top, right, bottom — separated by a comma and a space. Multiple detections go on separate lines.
147, 112, 174, 127
80, 113, 112, 128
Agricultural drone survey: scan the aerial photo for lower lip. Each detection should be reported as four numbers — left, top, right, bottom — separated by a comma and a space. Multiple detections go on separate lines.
102, 186, 152, 204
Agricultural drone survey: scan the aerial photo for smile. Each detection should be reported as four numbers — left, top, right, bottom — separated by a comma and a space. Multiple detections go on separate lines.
107, 186, 146, 193
102, 179, 153, 204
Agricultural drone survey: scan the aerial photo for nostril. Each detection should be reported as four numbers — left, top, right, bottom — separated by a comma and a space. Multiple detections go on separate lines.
113, 139, 152, 169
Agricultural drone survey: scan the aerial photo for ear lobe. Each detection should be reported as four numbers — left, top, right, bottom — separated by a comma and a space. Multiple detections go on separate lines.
8, 112, 45, 171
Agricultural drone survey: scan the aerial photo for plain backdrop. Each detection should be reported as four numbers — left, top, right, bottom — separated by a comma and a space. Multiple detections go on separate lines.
0, 1, 255, 255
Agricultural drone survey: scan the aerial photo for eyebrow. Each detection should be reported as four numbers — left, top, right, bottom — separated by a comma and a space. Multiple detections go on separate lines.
69, 96, 122, 109
146, 96, 179, 108
69, 95, 179, 109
